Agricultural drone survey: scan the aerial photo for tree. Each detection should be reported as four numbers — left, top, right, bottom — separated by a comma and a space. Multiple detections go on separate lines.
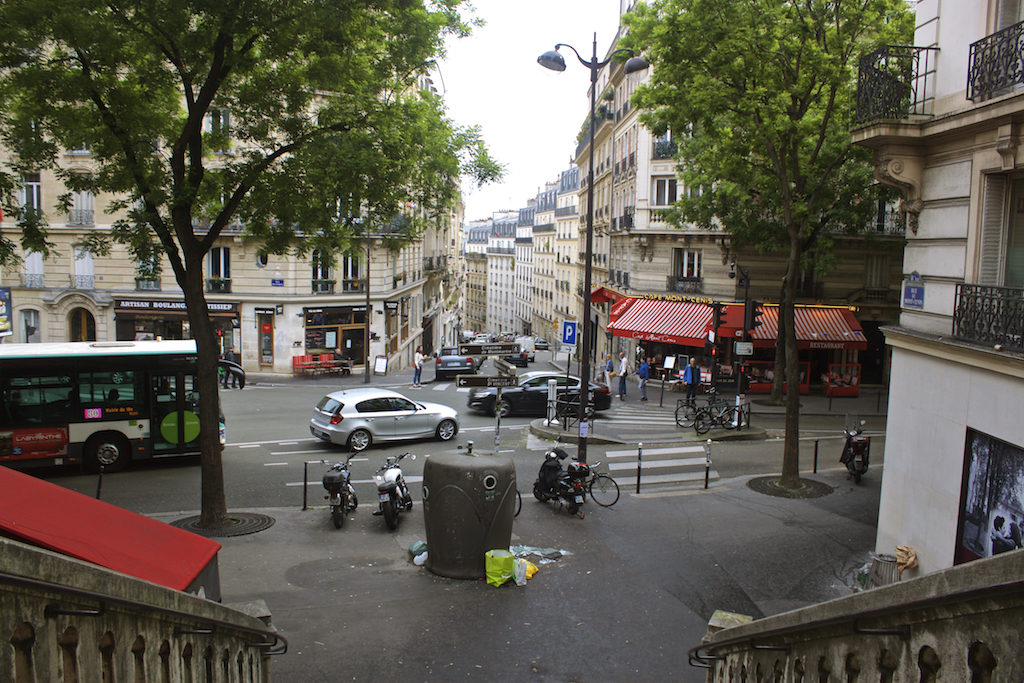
0, 0, 501, 526
627, 0, 911, 488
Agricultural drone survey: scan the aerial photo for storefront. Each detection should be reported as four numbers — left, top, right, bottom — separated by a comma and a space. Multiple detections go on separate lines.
114, 298, 239, 353
604, 294, 867, 393
303, 305, 367, 364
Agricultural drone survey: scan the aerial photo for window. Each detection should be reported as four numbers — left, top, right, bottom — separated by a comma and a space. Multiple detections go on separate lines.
980, 175, 1024, 287
69, 189, 94, 225
73, 247, 95, 289
20, 310, 40, 343
21, 173, 41, 212
674, 249, 702, 279
256, 252, 269, 268
865, 254, 890, 289
311, 249, 332, 280
210, 247, 231, 279
68, 307, 96, 342
24, 250, 44, 288
204, 108, 231, 151
653, 177, 677, 206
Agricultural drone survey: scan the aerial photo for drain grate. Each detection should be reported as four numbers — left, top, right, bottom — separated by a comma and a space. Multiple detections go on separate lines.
170, 512, 276, 537
746, 476, 833, 499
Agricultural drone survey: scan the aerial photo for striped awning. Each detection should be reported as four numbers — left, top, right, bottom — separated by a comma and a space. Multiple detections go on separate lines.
607, 299, 713, 346
749, 305, 867, 350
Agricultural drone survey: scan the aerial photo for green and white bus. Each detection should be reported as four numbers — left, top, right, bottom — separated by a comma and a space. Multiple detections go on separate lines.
0, 340, 225, 471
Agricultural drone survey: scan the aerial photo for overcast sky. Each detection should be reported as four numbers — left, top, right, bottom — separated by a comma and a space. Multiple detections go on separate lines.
436, 0, 623, 222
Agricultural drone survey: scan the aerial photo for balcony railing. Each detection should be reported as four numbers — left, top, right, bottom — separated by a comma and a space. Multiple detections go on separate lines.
311, 279, 335, 294
668, 276, 704, 293
206, 277, 231, 293
969, 20, 1024, 101
555, 205, 577, 217
855, 45, 938, 124
135, 277, 161, 291
68, 208, 94, 225
341, 278, 363, 292
22, 274, 45, 288
953, 283, 1024, 352
652, 139, 677, 160
70, 275, 94, 289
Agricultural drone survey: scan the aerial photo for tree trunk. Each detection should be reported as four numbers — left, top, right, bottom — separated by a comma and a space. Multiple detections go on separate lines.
179, 245, 229, 528
771, 279, 786, 403
779, 233, 802, 488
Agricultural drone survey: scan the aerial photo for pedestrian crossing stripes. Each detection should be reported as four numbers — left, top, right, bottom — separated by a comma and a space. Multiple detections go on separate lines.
597, 445, 717, 489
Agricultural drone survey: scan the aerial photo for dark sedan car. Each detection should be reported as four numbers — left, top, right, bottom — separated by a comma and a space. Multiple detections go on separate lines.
434, 346, 477, 380
534, 337, 549, 350
466, 370, 612, 417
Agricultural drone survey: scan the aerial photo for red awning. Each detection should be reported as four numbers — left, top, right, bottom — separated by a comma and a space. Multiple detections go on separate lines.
722, 305, 866, 350
607, 299, 713, 346
590, 286, 627, 305
0, 467, 221, 594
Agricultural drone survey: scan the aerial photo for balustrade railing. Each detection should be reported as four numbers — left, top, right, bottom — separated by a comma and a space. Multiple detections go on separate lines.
969, 20, 1024, 101
311, 279, 335, 294
953, 283, 1024, 352
855, 45, 937, 124
71, 275, 95, 289
652, 139, 677, 160
668, 276, 704, 293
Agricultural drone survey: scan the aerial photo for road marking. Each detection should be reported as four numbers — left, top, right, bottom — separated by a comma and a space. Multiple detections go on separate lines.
614, 471, 719, 484
238, 444, 261, 449
633, 485, 728, 498
608, 457, 709, 470
270, 449, 331, 456
286, 475, 424, 487
264, 462, 289, 467
278, 441, 299, 446
227, 438, 317, 447
433, 383, 451, 390
606, 445, 706, 458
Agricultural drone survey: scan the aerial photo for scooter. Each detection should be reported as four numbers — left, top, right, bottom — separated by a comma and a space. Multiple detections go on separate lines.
840, 419, 871, 484
373, 452, 415, 530
532, 447, 589, 518
322, 455, 358, 529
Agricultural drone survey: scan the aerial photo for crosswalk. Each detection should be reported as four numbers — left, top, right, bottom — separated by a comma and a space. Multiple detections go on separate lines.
599, 443, 719, 488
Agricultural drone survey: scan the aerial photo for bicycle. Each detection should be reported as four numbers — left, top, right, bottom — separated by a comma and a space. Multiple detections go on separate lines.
675, 385, 731, 430
582, 461, 620, 507
693, 402, 744, 434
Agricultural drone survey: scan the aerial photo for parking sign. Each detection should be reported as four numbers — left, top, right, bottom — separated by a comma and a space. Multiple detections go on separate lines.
561, 320, 578, 346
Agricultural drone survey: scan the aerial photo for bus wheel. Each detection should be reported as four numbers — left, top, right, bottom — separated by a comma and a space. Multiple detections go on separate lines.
85, 433, 130, 473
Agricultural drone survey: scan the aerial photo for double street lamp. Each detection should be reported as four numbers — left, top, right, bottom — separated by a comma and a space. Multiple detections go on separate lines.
538, 36, 647, 463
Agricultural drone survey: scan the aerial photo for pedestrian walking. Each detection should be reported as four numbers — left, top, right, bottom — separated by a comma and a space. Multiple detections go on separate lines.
222, 348, 239, 389
683, 356, 698, 406
638, 357, 650, 401
604, 353, 614, 390
412, 345, 424, 388
617, 351, 629, 400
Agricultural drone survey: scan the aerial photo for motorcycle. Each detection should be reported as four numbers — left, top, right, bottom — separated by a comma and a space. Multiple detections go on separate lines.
840, 419, 871, 484
373, 452, 416, 530
322, 455, 358, 529
532, 447, 589, 518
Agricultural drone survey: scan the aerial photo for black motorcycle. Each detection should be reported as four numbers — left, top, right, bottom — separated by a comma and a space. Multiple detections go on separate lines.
533, 447, 589, 518
322, 455, 358, 528
840, 420, 871, 484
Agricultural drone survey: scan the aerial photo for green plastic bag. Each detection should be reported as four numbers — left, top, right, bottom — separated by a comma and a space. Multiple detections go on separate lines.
485, 549, 514, 587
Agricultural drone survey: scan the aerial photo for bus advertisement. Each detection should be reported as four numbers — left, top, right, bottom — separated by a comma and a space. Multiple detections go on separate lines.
0, 340, 228, 471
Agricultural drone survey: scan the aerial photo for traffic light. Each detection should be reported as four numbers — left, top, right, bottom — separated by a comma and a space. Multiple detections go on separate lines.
710, 302, 724, 332
744, 301, 764, 334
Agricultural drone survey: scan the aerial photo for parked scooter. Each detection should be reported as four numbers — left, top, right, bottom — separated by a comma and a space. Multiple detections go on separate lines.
322, 455, 358, 529
373, 452, 416, 530
840, 419, 871, 484
532, 447, 589, 518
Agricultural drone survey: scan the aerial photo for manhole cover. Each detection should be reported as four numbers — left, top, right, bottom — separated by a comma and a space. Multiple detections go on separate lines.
170, 512, 275, 537
747, 476, 833, 499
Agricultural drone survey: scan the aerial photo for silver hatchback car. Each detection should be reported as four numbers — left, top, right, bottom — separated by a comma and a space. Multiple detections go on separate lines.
310, 387, 459, 452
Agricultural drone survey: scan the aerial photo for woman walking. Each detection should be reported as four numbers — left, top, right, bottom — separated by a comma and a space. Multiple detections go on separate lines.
412, 345, 424, 388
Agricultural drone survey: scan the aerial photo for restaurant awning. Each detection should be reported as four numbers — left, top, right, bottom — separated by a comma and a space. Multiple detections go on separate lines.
715, 304, 868, 350
607, 298, 713, 346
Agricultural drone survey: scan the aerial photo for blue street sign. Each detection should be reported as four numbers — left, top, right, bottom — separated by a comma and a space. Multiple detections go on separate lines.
561, 320, 578, 346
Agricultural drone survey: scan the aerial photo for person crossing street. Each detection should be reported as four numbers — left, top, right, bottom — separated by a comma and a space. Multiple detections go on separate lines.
617, 351, 630, 400
638, 356, 650, 401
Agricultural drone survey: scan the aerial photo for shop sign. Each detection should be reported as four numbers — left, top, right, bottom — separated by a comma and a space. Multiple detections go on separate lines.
254, 307, 276, 315
640, 293, 714, 305
116, 299, 238, 313
734, 341, 753, 356
384, 301, 399, 311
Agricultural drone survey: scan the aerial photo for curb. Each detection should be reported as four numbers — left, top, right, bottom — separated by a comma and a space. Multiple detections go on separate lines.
528, 418, 769, 446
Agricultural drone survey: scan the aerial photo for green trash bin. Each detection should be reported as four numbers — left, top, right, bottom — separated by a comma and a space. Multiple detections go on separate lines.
422, 452, 516, 579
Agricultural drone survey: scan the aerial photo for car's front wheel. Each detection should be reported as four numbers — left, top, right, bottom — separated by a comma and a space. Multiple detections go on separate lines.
498, 398, 513, 418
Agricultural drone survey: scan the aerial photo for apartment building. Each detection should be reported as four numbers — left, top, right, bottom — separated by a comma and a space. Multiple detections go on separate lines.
514, 202, 536, 335
532, 183, 559, 341
852, 0, 1024, 574
486, 211, 517, 335
462, 220, 490, 336
554, 168, 580, 340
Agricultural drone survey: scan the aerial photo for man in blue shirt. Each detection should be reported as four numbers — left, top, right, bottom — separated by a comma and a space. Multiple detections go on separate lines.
682, 356, 699, 406
638, 357, 650, 402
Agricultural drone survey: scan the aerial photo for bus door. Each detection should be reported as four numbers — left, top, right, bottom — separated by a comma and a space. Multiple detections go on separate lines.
151, 372, 201, 454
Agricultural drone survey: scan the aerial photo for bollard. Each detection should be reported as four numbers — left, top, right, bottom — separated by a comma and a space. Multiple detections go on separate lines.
813, 440, 819, 473
95, 465, 104, 500
636, 442, 643, 494
704, 438, 712, 489
303, 459, 327, 511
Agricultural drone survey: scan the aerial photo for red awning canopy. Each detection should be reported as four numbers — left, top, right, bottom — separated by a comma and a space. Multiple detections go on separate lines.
719, 305, 867, 350
0, 467, 221, 595
590, 286, 627, 305
607, 298, 713, 346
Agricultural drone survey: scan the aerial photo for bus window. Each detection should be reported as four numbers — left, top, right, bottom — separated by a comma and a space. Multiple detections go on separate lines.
2, 376, 75, 425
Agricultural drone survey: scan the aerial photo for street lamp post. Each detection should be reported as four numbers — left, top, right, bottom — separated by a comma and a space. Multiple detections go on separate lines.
539, 35, 647, 463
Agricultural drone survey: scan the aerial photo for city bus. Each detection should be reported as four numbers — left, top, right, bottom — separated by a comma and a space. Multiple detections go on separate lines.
0, 340, 226, 472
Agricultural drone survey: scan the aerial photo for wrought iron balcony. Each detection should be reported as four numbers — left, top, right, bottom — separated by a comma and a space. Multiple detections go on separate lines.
668, 276, 704, 294
953, 283, 1024, 352
70, 275, 94, 289
855, 45, 938, 124
311, 279, 335, 294
22, 274, 45, 288
206, 277, 231, 293
969, 20, 1024, 101
135, 277, 161, 291
68, 208, 94, 225
652, 139, 677, 160
341, 278, 363, 293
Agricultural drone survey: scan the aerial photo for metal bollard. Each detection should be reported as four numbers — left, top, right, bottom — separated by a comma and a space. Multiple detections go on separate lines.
95, 465, 104, 500
813, 440, 818, 473
303, 459, 327, 511
704, 438, 712, 489
636, 442, 643, 494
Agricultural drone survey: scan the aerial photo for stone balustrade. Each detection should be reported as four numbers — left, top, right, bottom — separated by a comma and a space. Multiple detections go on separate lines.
693, 549, 1023, 680
1, 538, 284, 682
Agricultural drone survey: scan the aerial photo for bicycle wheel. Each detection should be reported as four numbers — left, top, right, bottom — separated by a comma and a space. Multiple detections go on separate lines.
694, 409, 713, 435
720, 406, 738, 430
588, 474, 620, 507
675, 403, 698, 428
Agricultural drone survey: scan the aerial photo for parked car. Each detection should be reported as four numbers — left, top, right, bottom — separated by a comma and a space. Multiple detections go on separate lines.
534, 337, 549, 350
434, 345, 477, 379
500, 347, 530, 368
466, 370, 612, 417
310, 387, 459, 452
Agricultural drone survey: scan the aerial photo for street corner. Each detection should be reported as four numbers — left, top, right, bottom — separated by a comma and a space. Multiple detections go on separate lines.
527, 417, 625, 445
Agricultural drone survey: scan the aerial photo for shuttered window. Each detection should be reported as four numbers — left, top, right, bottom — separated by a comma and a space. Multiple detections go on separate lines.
978, 175, 1007, 285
